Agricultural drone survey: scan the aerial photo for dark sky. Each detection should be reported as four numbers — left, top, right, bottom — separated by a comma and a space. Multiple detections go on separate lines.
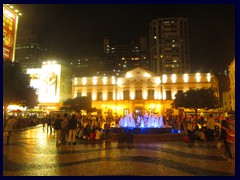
15, 4, 235, 72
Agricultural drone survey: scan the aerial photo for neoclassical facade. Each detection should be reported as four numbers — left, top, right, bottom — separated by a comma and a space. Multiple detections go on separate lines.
72, 67, 219, 117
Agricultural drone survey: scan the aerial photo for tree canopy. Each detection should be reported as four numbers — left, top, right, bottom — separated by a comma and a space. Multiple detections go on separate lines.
60, 96, 95, 113
172, 87, 220, 118
3, 61, 38, 120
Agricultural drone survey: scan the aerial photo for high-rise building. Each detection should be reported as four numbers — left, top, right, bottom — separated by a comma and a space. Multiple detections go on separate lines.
102, 36, 149, 75
15, 30, 48, 70
149, 17, 190, 75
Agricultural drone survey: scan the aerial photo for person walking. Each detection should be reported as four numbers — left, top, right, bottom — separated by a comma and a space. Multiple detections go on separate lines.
219, 120, 234, 162
4, 116, 15, 145
68, 114, 78, 145
54, 114, 63, 147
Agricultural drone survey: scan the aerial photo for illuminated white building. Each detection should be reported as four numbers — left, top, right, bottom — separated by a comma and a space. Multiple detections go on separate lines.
72, 67, 219, 117
27, 61, 72, 111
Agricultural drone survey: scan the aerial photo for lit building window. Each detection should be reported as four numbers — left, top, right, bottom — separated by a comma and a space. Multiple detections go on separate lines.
82, 77, 87, 85
155, 77, 161, 84
162, 74, 167, 83
195, 73, 201, 82
93, 76, 97, 85
183, 74, 189, 83
207, 73, 211, 82
103, 76, 107, 85
171, 74, 177, 83
112, 76, 116, 84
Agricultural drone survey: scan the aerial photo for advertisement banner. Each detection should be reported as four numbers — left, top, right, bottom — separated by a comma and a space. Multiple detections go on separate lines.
38, 64, 61, 103
3, 5, 18, 61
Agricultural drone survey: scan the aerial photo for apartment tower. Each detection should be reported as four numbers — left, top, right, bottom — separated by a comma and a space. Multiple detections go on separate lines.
149, 17, 190, 75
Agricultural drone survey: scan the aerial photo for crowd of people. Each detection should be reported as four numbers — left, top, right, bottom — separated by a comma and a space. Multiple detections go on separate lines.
3, 112, 234, 162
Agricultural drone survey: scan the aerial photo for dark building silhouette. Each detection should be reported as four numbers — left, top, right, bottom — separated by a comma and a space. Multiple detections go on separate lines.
149, 17, 190, 75
15, 30, 48, 70
102, 36, 149, 75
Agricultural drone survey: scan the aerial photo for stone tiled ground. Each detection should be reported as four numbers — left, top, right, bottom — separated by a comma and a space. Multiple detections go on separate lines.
3, 125, 235, 176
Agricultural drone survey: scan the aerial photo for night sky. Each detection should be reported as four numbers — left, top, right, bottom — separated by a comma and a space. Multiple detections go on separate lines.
15, 4, 235, 73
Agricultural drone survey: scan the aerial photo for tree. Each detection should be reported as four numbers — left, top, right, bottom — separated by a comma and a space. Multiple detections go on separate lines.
3, 61, 38, 121
60, 96, 94, 113
172, 88, 220, 119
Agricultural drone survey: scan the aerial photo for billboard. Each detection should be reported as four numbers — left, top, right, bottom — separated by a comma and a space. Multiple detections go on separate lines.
38, 64, 61, 103
3, 4, 19, 61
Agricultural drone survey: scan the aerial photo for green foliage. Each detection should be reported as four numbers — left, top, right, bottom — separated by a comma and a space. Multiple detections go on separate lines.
3, 61, 38, 106
172, 88, 220, 110
3, 61, 38, 120
60, 96, 93, 112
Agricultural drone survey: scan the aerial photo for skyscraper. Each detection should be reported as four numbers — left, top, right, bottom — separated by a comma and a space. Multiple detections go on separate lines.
149, 17, 190, 75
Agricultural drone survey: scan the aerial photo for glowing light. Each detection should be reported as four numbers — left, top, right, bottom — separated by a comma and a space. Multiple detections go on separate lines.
126, 72, 132, 78
162, 74, 167, 83
130, 92, 135, 100
103, 93, 107, 101
155, 77, 161, 84
102, 76, 107, 85
195, 73, 201, 82
111, 76, 116, 84
117, 79, 122, 86
93, 76, 97, 85
143, 92, 147, 100
183, 74, 189, 83
92, 93, 96, 101
82, 77, 87, 85
74, 78, 78, 85
162, 91, 166, 100
207, 73, 211, 82
144, 73, 151, 78
171, 74, 177, 83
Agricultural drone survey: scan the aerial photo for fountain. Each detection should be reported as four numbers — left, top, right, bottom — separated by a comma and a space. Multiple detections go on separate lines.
109, 113, 173, 135
119, 114, 165, 128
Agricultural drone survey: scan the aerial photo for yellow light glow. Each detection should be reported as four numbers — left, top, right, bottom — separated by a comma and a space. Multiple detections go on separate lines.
196, 73, 201, 82
183, 74, 189, 83
162, 91, 166, 100
126, 72, 132, 78
143, 92, 148, 99
155, 77, 161, 84
7, 105, 26, 111
207, 73, 211, 82
111, 76, 116, 84
144, 73, 151, 78
93, 77, 97, 85
92, 93, 96, 101
103, 77, 107, 85
117, 79, 122, 86
130, 92, 135, 100
171, 74, 177, 83
74, 78, 78, 85
82, 77, 87, 85
162, 74, 167, 83
102, 93, 107, 101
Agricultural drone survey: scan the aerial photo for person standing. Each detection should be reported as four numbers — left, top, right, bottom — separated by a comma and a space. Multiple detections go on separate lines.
61, 113, 69, 144
68, 114, 78, 145
219, 120, 234, 162
206, 114, 215, 143
4, 116, 15, 145
54, 114, 63, 147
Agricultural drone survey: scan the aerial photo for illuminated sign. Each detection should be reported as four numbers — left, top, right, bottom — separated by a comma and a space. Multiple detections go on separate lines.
38, 64, 61, 103
3, 5, 19, 61
26, 68, 42, 95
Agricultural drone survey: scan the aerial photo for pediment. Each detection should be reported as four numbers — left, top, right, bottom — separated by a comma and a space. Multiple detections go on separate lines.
124, 67, 157, 78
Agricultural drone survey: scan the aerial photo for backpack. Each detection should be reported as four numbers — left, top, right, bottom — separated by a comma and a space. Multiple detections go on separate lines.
226, 129, 235, 143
